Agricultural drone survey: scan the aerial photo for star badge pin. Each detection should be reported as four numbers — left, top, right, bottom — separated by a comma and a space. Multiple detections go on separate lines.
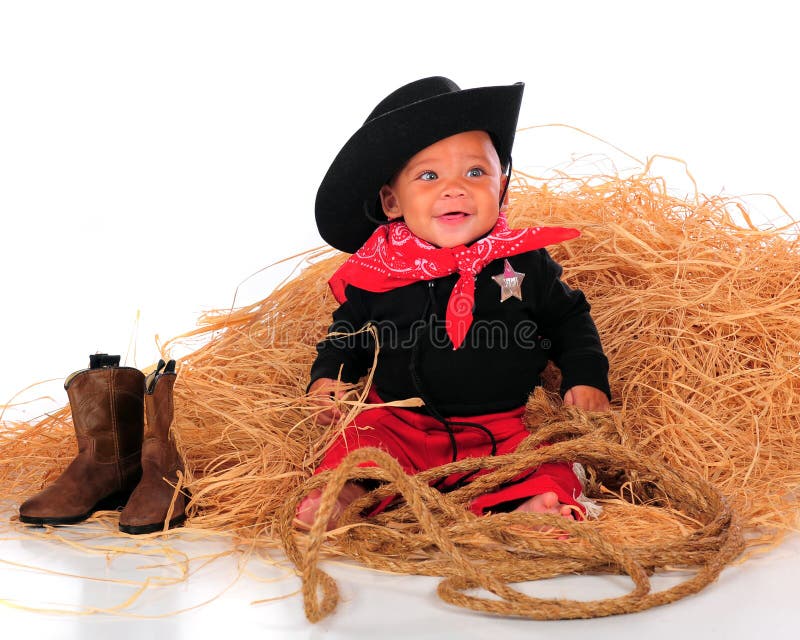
492, 259, 525, 302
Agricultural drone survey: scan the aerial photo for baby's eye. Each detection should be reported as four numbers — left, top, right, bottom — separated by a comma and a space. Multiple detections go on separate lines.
466, 167, 485, 177
420, 170, 438, 181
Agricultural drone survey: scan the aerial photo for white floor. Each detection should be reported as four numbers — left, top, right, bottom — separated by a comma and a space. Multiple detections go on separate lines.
0, 505, 797, 639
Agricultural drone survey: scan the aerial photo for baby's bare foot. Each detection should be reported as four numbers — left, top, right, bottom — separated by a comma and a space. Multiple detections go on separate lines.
514, 491, 575, 538
295, 481, 367, 531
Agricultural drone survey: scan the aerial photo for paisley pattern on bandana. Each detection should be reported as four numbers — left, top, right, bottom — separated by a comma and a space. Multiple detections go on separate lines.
328, 213, 579, 349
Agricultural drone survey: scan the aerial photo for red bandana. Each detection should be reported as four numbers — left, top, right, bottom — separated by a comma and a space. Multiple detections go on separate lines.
329, 213, 580, 349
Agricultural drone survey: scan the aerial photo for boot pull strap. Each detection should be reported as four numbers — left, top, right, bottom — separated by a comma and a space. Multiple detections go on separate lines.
145, 359, 177, 394
146, 359, 167, 394
89, 353, 121, 369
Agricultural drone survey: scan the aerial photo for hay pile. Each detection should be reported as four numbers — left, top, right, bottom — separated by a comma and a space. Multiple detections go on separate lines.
1, 167, 799, 620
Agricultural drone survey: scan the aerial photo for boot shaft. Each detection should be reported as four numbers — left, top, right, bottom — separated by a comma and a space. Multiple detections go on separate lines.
65, 355, 145, 464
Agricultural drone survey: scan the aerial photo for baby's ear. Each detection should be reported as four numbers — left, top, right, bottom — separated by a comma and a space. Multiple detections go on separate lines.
379, 185, 402, 220
500, 174, 510, 211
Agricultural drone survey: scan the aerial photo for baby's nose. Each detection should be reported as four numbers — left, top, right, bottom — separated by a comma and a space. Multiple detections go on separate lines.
441, 181, 466, 197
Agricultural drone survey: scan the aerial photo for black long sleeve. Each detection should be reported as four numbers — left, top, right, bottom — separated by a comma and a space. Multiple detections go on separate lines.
309, 249, 610, 413
308, 292, 374, 385
531, 249, 610, 398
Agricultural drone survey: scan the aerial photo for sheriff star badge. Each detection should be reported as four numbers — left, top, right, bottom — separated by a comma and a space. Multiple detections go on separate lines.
492, 259, 525, 302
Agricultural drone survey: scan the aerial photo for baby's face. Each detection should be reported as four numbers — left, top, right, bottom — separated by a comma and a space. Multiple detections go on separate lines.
379, 130, 505, 248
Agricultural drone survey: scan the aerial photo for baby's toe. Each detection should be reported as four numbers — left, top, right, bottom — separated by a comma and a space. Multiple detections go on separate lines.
539, 491, 561, 511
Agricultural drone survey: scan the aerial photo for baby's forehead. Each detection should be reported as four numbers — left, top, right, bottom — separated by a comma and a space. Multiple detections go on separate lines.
386, 130, 502, 185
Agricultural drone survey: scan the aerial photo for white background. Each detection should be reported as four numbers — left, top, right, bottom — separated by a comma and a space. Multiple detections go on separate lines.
0, 2, 798, 636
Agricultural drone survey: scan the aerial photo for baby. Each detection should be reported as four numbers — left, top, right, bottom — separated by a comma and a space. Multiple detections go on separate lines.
298, 77, 610, 530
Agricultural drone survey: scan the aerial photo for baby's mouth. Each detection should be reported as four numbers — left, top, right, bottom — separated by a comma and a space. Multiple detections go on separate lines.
437, 211, 470, 220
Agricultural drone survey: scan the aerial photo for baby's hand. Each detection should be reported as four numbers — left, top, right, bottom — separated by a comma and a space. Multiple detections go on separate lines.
307, 377, 349, 425
563, 385, 610, 411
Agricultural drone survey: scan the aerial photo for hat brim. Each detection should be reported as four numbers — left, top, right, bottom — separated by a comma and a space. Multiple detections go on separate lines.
315, 83, 524, 254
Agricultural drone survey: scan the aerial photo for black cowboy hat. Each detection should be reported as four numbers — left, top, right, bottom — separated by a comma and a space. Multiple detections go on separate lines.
315, 76, 525, 253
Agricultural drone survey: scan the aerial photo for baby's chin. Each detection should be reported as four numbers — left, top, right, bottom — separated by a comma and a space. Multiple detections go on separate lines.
423, 234, 483, 249
429, 224, 497, 248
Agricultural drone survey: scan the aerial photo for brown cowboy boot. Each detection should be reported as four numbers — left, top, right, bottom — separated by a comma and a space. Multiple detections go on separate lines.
119, 359, 188, 534
19, 354, 144, 525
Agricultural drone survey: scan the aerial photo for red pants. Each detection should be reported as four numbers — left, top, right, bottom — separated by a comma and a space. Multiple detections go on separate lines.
315, 391, 584, 516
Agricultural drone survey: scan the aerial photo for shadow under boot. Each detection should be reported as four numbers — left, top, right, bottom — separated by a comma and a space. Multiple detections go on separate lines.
19, 354, 144, 526
119, 359, 188, 534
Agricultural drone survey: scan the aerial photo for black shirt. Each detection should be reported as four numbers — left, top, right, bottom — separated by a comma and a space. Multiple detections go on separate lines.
310, 249, 610, 416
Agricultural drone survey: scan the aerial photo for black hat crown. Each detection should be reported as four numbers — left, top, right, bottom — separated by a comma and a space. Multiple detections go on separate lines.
366, 77, 461, 123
